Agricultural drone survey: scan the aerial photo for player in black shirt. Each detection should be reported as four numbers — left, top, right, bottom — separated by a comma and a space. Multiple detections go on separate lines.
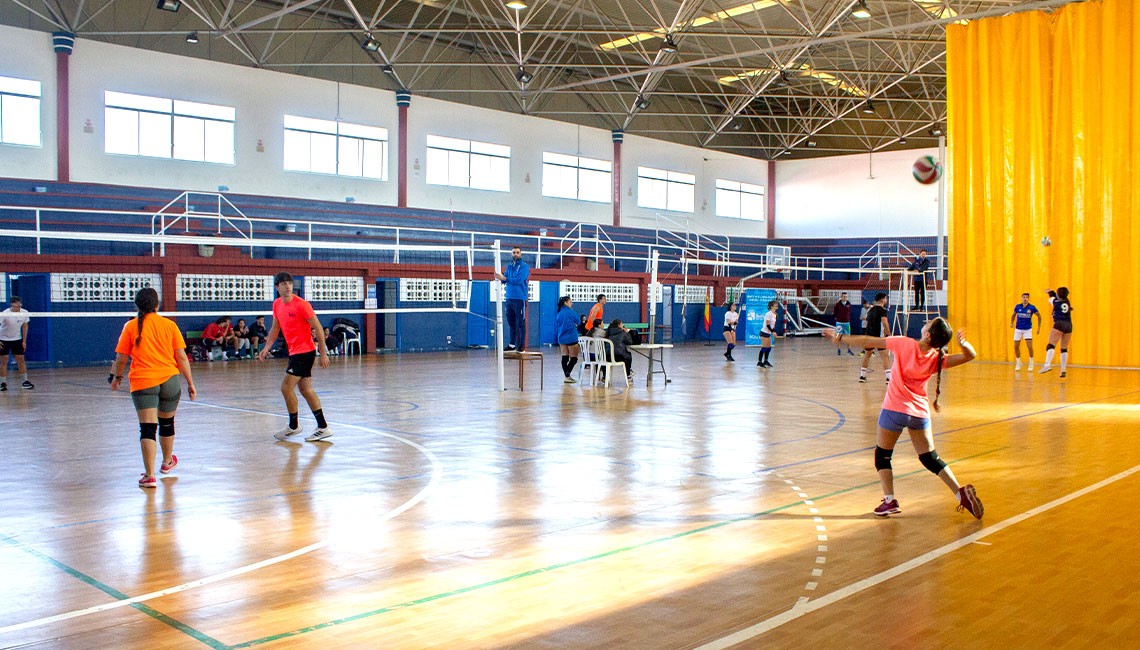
1040, 287, 1073, 377
860, 293, 892, 383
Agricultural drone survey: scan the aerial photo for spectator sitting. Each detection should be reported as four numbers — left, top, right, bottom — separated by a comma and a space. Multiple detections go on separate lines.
232, 318, 252, 359
605, 319, 634, 382
577, 314, 589, 336
323, 327, 341, 356
248, 315, 268, 354
201, 316, 233, 360
589, 318, 606, 338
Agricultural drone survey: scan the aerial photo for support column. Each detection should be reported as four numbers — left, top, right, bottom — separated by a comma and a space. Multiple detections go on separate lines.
364, 274, 378, 354
766, 159, 776, 239
52, 32, 76, 183
612, 130, 623, 227
396, 90, 411, 208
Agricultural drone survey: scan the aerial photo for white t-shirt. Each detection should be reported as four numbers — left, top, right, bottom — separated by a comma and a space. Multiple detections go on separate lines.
724, 311, 739, 328
0, 308, 30, 341
762, 310, 777, 334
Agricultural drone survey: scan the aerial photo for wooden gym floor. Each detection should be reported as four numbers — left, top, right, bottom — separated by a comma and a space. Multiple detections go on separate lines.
1, 338, 1138, 649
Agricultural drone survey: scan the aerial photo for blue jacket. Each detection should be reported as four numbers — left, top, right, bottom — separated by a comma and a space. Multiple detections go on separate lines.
502, 260, 530, 301
908, 256, 930, 273
555, 306, 581, 345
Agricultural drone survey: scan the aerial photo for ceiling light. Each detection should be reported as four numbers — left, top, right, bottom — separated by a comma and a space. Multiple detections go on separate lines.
516, 68, 533, 84
185, 32, 199, 44
781, 149, 792, 156
807, 140, 817, 147
731, 120, 742, 131
861, 101, 875, 114
899, 137, 908, 145
361, 35, 381, 52
930, 127, 944, 137
156, 0, 181, 11
635, 96, 651, 110
852, 1, 871, 19
382, 64, 395, 75
659, 35, 678, 54
505, 1, 528, 9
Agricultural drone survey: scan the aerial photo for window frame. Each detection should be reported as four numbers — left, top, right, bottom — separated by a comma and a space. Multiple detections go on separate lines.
715, 178, 766, 221
283, 114, 389, 181
425, 134, 511, 192
0, 75, 42, 147
103, 90, 235, 164
541, 152, 613, 204
636, 165, 696, 213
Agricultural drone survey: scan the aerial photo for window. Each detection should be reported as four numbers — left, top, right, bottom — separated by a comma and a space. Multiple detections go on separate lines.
0, 75, 41, 147
283, 115, 388, 180
104, 91, 235, 164
542, 152, 612, 203
637, 166, 695, 213
715, 179, 766, 220
426, 135, 510, 192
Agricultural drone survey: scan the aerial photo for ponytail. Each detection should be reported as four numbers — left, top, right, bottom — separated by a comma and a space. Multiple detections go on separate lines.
133, 287, 160, 346
932, 349, 945, 412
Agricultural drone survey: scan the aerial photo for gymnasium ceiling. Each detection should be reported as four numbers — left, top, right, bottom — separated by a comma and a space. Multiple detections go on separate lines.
1, 0, 1075, 160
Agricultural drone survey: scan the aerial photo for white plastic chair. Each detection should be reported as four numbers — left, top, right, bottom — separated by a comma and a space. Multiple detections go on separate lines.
593, 337, 630, 387
576, 336, 598, 385
342, 329, 361, 355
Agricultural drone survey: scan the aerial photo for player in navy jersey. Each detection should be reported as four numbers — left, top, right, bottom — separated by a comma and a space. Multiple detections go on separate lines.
1009, 293, 1041, 371
1039, 287, 1073, 377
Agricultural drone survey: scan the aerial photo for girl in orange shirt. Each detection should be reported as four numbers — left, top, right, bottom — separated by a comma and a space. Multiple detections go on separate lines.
110, 288, 197, 488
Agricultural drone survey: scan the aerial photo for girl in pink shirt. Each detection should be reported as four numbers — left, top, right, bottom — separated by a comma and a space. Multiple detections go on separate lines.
825, 317, 984, 520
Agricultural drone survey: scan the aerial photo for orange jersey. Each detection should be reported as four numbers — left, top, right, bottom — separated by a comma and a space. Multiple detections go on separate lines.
587, 303, 605, 329
273, 295, 317, 354
115, 314, 186, 392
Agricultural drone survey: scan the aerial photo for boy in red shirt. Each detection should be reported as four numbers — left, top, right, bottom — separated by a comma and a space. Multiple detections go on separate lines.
258, 272, 333, 442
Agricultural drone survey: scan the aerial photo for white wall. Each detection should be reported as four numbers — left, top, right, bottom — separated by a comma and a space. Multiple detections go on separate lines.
775, 147, 942, 238
0, 28, 57, 181
2, 24, 937, 240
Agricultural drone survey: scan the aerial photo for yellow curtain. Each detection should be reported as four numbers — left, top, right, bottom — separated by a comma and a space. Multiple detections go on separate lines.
947, 0, 1139, 367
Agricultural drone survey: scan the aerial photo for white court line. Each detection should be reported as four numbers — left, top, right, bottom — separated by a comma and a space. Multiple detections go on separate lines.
696, 462, 1140, 650
0, 400, 442, 636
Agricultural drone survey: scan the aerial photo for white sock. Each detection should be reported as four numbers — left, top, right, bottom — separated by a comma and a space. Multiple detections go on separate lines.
20, 373, 28, 382
1044, 349, 1055, 366
884, 494, 895, 503
1060, 352, 1068, 371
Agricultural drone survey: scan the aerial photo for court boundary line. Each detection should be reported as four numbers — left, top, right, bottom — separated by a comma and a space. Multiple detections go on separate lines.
695, 462, 1140, 649
0, 401, 442, 641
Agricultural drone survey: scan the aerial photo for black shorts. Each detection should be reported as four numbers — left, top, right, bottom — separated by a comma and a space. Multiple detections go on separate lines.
286, 351, 317, 378
1053, 321, 1073, 335
0, 339, 24, 356
723, 326, 735, 333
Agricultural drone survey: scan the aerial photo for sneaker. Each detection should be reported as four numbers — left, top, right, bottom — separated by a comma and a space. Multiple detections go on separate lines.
859, 375, 867, 383
563, 376, 576, 384
160, 455, 178, 474
724, 351, 732, 360
847, 349, 855, 356
762, 361, 773, 368
1060, 371, 1067, 378
138, 474, 157, 488
873, 498, 901, 517
726, 354, 735, 362
0, 382, 6, 392
957, 484, 984, 519
305, 427, 333, 442
1014, 361, 1022, 371
837, 348, 842, 356
1028, 362, 1035, 371
21, 380, 33, 390
1039, 365, 1052, 374
273, 425, 303, 442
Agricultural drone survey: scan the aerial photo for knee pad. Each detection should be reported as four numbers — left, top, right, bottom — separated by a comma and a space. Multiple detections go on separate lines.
1061, 348, 1068, 354
874, 446, 893, 471
1046, 343, 1056, 351
158, 417, 175, 438
918, 450, 947, 475
140, 422, 158, 441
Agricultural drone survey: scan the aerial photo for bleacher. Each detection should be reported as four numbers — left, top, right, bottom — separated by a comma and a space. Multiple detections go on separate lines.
0, 178, 942, 275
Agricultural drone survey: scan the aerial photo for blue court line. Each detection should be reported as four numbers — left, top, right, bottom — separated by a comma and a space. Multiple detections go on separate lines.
0, 534, 226, 649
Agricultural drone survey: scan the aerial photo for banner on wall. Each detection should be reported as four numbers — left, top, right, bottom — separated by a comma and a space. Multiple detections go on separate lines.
743, 288, 777, 346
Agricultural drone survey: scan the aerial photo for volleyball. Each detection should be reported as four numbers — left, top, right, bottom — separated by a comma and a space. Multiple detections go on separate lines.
1041, 236, 1052, 247
912, 155, 941, 184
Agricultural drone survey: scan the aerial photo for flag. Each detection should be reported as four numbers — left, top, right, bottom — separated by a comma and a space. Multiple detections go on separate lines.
703, 287, 712, 332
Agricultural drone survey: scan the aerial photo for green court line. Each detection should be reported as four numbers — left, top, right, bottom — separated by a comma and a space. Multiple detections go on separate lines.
0, 535, 227, 649
231, 446, 1007, 648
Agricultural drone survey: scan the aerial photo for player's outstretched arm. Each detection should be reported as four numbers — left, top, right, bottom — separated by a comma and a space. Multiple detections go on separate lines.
943, 329, 977, 369
824, 329, 886, 350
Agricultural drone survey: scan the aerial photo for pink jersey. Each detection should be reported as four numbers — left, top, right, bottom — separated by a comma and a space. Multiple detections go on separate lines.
881, 336, 943, 417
